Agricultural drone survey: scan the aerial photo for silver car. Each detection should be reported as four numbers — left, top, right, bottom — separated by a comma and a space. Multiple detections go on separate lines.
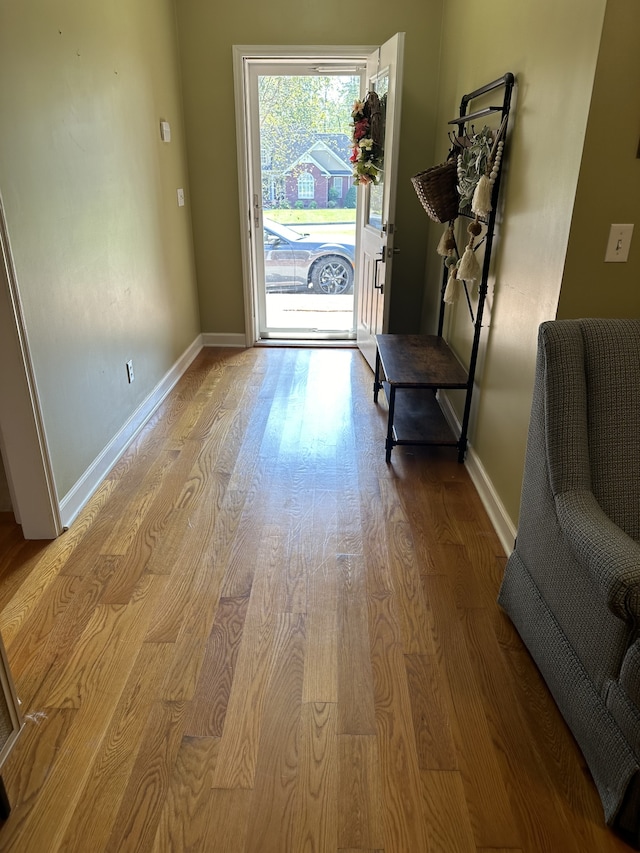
263, 218, 355, 294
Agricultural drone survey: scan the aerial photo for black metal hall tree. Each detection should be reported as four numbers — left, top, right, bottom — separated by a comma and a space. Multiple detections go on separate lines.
374, 72, 515, 463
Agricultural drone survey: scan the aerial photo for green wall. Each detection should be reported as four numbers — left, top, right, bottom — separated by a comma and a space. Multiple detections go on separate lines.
174, 0, 444, 336
0, 0, 200, 500
423, 0, 607, 528
558, 0, 640, 318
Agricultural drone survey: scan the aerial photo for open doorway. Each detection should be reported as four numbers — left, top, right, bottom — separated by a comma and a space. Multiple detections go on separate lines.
234, 49, 369, 343
234, 39, 404, 356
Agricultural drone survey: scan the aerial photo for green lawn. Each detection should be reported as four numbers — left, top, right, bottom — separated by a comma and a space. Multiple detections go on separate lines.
267, 208, 357, 225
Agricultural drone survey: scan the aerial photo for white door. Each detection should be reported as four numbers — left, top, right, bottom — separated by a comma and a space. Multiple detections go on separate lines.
355, 33, 405, 369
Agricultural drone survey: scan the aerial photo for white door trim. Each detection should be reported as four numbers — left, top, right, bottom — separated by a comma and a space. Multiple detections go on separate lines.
232, 44, 376, 347
0, 193, 62, 539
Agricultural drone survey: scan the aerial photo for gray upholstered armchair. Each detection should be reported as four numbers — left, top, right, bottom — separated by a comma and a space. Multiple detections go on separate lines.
498, 318, 640, 846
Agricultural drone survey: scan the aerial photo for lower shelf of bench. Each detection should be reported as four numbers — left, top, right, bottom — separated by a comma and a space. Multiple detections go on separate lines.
382, 383, 461, 448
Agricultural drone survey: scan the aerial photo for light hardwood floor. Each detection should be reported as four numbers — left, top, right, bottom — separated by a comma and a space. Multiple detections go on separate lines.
0, 345, 632, 852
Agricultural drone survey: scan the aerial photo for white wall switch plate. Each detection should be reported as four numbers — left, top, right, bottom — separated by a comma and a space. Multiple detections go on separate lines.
177, 188, 185, 207
160, 120, 171, 142
605, 223, 634, 262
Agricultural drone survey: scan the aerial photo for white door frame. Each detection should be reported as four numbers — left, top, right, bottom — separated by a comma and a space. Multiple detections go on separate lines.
232, 44, 376, 347
0, 193, 62, 539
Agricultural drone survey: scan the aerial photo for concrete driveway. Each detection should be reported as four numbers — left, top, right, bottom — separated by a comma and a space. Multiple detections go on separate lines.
265, 292, 355, 332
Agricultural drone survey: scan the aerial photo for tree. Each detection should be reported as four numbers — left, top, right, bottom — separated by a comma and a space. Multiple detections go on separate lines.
258, 74, 359, 205
344, 186, 357, 209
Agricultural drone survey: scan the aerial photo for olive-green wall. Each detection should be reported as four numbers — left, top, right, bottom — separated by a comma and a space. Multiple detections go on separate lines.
0, 0, 200, 500
423, 0, 608, 529
174, 0, 444, 336
558, 0, 640, 318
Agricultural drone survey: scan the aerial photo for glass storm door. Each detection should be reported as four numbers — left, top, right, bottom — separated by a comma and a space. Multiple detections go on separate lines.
244, 61, 363, 341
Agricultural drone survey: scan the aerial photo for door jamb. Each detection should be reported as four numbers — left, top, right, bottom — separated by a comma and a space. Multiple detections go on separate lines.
0, 193, 62, 539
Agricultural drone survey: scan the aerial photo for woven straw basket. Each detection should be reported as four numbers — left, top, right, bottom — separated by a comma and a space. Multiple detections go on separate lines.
411, 159, 459, 223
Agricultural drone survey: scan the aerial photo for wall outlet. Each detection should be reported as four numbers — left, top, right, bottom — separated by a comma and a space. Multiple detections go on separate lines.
177, 188, 185, 207
126, 360, 134, 383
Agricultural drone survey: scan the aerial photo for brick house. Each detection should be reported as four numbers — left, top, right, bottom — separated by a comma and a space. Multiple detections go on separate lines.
262, 134, 353, 209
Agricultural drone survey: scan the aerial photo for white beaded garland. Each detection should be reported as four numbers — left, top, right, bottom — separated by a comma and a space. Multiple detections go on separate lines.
488, 141, 504, 186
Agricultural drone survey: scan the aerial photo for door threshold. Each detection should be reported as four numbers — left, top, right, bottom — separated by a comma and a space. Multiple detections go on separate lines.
254, 339, 357, 349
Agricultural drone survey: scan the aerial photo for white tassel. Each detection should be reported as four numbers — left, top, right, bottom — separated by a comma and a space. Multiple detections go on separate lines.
471, 174, 493, 217
436, 225, 455, 257
443, 267, 458, 304
457, 245, 481, 282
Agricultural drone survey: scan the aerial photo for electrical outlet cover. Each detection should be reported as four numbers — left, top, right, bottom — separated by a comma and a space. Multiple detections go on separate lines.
605, 224, 634, 262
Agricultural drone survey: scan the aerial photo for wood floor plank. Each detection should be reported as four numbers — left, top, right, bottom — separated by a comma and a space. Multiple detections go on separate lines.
0, 578, 168, 851
209, 532, 283, 788
104, 699, 186, 853
367, 590, 431, 852
183, 594, 250, 736
420, 769, 477, 853
217, 496, 265, 598
423, 573, 522, 849
1, 531, 88, 647
0, 537, 47, 616
34, 574, 165, 710
396, 471, 462, 549
473, 610, 623, 853
357, 484, 394, 597
475, 849, 524, 853
56, 642, 176, 853
100, 440, 207, 602
302, 488, 338, 706
387, 519, 435, 654
7, 557, 120, 707
303, 600, 338, 705
292, 701, 338, 852
142, 494, 225, 644
6, 573, 80, 672
405, 653, 458, 771
243, 613, 306, 852
200, 789, 253, 852
99, 450, 180, 557
337, 554, 376, 736
0, 708, 77, 852
337, 734, 383, 850
150, 736, 219, 853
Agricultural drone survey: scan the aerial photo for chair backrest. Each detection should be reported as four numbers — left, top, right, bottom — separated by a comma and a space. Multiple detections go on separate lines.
540, 318, 640, 542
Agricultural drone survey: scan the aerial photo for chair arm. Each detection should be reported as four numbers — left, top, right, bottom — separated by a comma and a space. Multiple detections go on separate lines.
555, 490, 640, 623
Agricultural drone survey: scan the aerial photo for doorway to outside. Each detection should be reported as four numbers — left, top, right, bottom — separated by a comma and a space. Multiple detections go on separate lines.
236, 50, 367, 343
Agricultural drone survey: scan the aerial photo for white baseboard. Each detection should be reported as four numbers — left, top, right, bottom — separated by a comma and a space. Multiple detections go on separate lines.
438, 392, 516, 556
201, 332, 247, 348
59, 336, 203, 529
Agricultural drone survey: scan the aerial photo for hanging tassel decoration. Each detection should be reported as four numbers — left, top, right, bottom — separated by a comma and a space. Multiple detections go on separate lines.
457, 244, 481, 282
471, 139, 504, 218
457, 219, 482, 282
471, 174, 493, 218
443, 263, 459, 304
436, 224, 456, 257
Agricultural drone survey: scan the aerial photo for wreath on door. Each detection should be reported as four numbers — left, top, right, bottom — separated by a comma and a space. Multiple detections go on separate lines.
350, 91, 385, 185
